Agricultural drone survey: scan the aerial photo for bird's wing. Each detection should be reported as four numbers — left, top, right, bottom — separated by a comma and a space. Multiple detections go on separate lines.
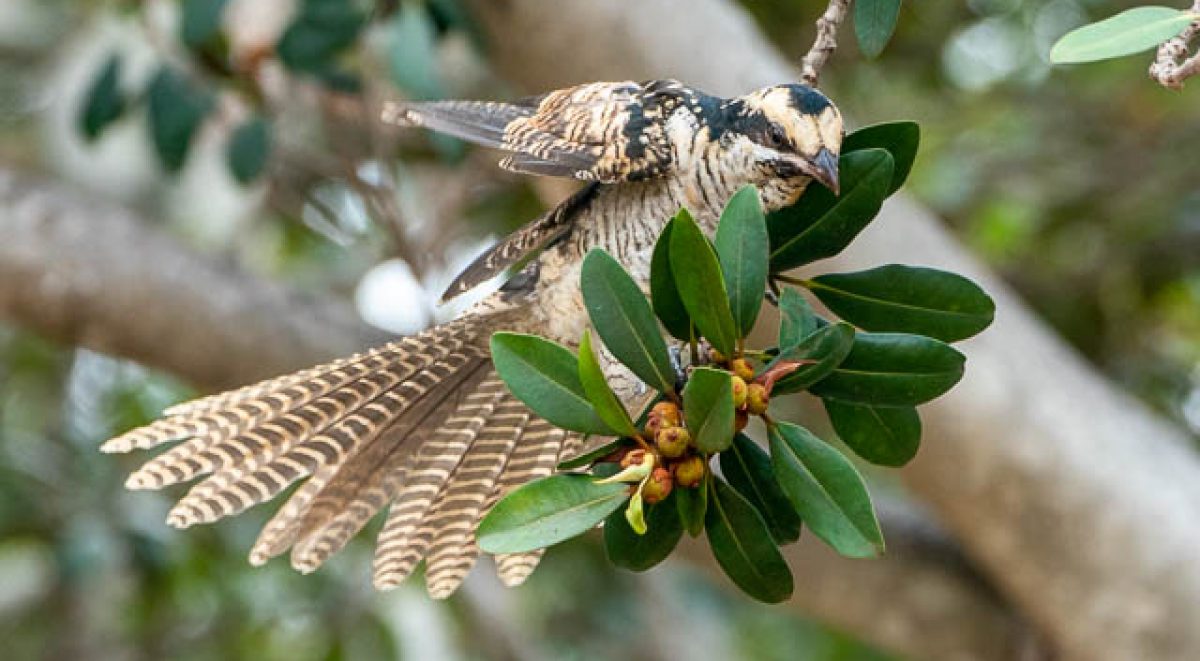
384, 80, 687, 183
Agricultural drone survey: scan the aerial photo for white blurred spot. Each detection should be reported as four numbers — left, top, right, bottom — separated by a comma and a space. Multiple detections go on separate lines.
943, 18, 1025, 91
356, 258, 432, 335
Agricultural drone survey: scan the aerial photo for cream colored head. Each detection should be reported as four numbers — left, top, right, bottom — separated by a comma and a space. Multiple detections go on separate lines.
730, 84, 844, 199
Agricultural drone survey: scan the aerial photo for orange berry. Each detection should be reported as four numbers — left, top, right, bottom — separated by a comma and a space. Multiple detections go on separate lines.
731, 375, 748, 409
731, 358, 756, 382
621, 448, 648, 469
674, 456, 706, 488
746, 383, 770, 415
656, 427, 691, 458
642, 468, 674, 504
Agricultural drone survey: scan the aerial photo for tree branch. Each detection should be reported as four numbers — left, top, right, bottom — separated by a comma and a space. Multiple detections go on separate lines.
1149, 2, 1200, 89
463, 1, 1200, 659
800, 0, 852, 87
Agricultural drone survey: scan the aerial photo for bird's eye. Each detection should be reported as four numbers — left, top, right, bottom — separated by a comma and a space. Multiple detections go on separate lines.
766, 125, 787, 148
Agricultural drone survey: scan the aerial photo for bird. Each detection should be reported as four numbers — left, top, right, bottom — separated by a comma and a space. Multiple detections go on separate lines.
101, 79, 844, 598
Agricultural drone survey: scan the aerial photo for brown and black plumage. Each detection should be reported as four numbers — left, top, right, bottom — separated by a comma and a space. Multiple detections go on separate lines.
105, 79, 844, 597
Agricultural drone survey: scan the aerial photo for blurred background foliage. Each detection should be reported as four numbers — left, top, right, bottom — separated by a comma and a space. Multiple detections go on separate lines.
0, 0, 1196, 658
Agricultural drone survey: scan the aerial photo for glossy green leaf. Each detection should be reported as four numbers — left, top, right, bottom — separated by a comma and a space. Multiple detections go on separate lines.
769, 422, 883, 558
181, 0, 229, 49
490, 333, 615, 435
578, 331, 639, 437
1050, 7, 1194, 64
808, 265, 995, 342
682, 367, 735, 453
769, 149, 894, 272
557, 438, 626, 470
676, 471, 708, 536
771, 322, 855, 395
810, 332, 965, 406
226, 117, 271, 185
715, 185, 770, 337
146, 67, 215, 172
855, 0, 901, 59
477, 474, 630, 553
705, 478, 794, 603
79, 54, 125, 141
777, 287, 817, 355
605, 490, 683, 571
388, 2, 444, 100
842, 121, 920, 194
670, 209, 738, 356
580, 249, 676, 395
277, 0, 366, 73
720, 434, 802, 544
650, 218, 692, 340
824, 399, 921, 467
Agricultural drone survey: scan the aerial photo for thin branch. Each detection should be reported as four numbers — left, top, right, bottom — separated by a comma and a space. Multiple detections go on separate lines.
1149, 2, 1200, 89
800, 0, 852, 87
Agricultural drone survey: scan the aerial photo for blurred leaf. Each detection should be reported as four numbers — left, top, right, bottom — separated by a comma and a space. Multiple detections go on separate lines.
581, 249, 676, 395
625, 491, 647, 534
79, 53, 125, 141
277, 0, 365, 73
650, 217, 692, 340
769, 149, 894, 272
777, 287, 817, 355
705, 477, 794, 603
720, 434, 802, 544
716, 185, 770, 337
1050, 7, 1194, 64
491, 333, 615, 435
670, 209, 737, 356
605, 490, 683, 570
824, 399, 921, 467
810, 332, 965, 406
477, 474, 630, 553
769, 421, 883, 558
842, 121, 919, 193
855, 0, 901, 59
808, 265, 995, 342
578, 331, 639, 437
146, 67, 214, 172
226, 116, 271, 184
676, 471, 707, 536
181, 0, 229, 49
683, 367, 735, 453
388, 2, 444, 100
771, 322, 855, 395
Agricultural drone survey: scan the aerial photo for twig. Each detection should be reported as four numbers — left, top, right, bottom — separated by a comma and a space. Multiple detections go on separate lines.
1149, 1, 1200, 89
800, 0, 852, 87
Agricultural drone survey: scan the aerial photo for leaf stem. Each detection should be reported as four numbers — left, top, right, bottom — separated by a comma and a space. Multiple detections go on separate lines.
774, 274, 815, 288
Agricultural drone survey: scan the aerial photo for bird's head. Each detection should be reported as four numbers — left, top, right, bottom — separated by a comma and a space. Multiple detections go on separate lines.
725, 84, 843, 208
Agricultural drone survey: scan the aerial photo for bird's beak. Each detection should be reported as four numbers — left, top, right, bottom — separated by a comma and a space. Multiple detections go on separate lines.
809, 148, 840, 196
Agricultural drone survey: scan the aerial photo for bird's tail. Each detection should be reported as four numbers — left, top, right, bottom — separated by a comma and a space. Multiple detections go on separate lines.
102, 312, 580, 597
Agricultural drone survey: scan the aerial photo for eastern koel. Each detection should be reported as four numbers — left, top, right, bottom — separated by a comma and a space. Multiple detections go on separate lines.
102, 79, 844, 598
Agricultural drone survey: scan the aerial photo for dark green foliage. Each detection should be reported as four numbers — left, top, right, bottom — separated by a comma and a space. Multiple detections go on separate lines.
705, 478, 794, 603
578, 331, 639, 437
79, 53, 125, 141
277, 0, 366, 74
810, 332, 965, 406
716, 185, 771, 337
855, 0, 902, 59
650, 216, 693, 341
682, 367, 735, 453
181, 0, 229, 50
841, 121, 920, 193
490, 333, 614, 435
721, 434, 802, 544
476, 474, 630, 554
604, 491, 683, 571
824, 399, 921, 467
146, 67, 215, 172
670, 209, 738, 356
226, 116, 271, 184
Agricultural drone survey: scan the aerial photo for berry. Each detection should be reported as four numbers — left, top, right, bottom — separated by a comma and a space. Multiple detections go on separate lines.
731, 375, 748, 409
642, 468, 674, 504
709, 347, 727, 364
621, 448, 648, 469
746, 383, 770, 415
656, 427, 691, 458
731, 358, 756, 382
674, 456, 706, 488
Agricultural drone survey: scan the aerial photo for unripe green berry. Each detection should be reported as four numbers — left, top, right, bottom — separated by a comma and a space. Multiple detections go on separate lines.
674, 455, 706, 488
731, 358, 756, 382
746, 383, 770, 415
731, 375, 749, 409
656, 427, 691, 458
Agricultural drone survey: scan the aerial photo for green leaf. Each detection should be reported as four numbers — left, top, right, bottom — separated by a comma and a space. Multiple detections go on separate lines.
842, 121, 919, 194
79, 54, 125, 141
580, 249, 676, 395
771, 322, 855, 395
490, 333, 615, 435
605, 490, 683, 571
181, 0, 229, 49
146, 67, 215, 172
715, 185, 770, 337
824, 399, 921, 467
477, 474, 630, 553
682, 367, 735, 453
855, 0, 902, 59
650, 218, 692, 341
1050, 7, 1195, 64
808, 265, 995, 342
388, 2, 444, 100
720, 434, 802, 544
557, 438, 626, 470
670, 209, 738, 356
769, 421, 883, 558
277, 0, 366, 73
578, 331, 639, 437
769, 149, 894, 272
810, 332, 965, 406
226, 117, 271, 185
676, 471, 708, 536
705, 477, 794, 603
777, 287, 817, 355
